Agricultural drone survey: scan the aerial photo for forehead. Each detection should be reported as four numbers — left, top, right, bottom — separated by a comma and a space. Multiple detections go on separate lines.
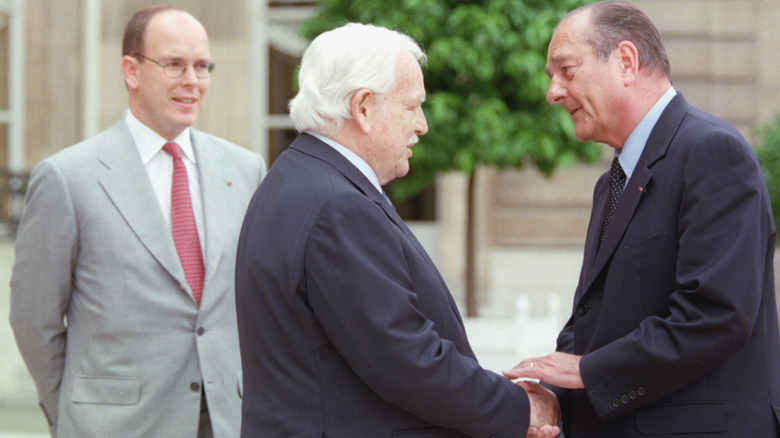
394, 51, 426, 100
145, 11, 209, 56
546, 14, 594, 70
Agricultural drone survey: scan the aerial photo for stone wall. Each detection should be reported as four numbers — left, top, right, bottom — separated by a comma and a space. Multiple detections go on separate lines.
481, 0, 780, 249
432, 0, 780, 310
7, 0, 779, 315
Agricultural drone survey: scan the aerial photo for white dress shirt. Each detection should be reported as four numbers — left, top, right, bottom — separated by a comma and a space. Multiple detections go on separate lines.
125, 110, 206, 261
307, 132, 384, 195
616, 86, 677, 185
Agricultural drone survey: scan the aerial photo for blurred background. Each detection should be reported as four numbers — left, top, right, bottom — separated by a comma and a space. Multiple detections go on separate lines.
1, 0, 780, 434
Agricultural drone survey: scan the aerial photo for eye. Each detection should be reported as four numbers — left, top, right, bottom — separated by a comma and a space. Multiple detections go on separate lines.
167, 60, 184, 69
562, 65, 577, 77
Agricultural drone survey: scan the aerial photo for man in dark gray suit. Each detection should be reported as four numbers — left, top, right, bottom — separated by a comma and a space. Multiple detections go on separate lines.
505, 2, 780, 436
10, 6, 265, 437
235, 23, 559, 438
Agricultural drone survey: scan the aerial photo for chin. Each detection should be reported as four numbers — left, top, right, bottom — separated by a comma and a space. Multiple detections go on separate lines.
574, 130, 591, 143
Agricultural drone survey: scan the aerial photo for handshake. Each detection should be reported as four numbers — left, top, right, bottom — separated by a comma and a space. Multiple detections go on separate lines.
503, 352, 584, 438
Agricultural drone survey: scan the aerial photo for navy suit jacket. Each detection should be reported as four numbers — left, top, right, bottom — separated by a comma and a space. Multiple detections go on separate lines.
555, 93, 780, 437
235, 133, 530, 437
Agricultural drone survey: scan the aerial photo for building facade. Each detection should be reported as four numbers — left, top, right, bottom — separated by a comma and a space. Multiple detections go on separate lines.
0, 0, 778, 306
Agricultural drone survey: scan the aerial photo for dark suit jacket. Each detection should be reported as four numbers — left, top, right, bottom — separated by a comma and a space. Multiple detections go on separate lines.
235, 133, 530, 437
555, 93, 780, 437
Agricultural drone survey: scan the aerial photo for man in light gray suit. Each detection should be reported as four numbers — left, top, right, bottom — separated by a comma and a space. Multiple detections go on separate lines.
9, 6, 265, 437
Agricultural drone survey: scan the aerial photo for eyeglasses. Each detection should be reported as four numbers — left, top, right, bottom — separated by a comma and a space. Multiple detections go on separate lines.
134, 53, 215, 79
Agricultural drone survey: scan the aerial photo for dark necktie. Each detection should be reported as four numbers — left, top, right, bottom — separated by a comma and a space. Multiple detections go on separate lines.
600, 157, 626, 247
163, 142, 205, 306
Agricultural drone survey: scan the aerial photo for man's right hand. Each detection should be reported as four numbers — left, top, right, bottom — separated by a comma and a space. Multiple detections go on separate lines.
517, 380, 561, 438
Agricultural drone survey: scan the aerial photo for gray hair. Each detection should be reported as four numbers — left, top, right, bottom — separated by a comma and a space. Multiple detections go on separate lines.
288, 23, 426, 135
568, 1, 671, 79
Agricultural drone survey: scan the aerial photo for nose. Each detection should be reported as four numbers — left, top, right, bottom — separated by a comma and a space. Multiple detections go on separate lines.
180, 64, 200, 84
416, 109, 428, 136
546, 76, 566, 105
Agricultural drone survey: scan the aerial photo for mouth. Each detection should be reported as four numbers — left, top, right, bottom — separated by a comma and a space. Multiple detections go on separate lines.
174, 97, 197, 104
567, 107, 583, 122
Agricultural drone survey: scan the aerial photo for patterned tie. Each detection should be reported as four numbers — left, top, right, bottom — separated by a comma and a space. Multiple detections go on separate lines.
600, 157, 626, 247
163, 142, 205, 305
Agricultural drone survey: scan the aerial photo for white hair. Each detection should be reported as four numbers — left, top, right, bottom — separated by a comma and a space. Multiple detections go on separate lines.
288, 23, 426, 136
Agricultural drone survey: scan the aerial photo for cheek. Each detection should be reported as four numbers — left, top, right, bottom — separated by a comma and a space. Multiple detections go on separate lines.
395, 143, 408, 159
143, 87, 164, 112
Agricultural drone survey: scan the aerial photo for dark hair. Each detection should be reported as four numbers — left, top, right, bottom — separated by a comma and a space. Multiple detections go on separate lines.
122, 6, 187, 56
568, 1, 671, 79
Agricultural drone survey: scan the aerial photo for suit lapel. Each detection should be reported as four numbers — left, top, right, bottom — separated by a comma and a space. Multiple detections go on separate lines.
192, 131, 233, 289
97, 119, 186, 288
371, 182, 467, 323
580, 175, 608, 290
377, 193, 439, 274
580, 169, 653, 298
578, 93, 691, 301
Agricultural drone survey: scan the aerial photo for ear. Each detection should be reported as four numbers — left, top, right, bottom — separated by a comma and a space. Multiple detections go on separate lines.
121, 55, 140, 90
616, 40, 640, 85
350, 88, 374, 134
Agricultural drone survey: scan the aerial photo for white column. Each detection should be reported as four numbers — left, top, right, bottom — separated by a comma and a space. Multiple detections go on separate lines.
7, 0, 25, 173
248, 0, 270, 160
81, 0, 102, 139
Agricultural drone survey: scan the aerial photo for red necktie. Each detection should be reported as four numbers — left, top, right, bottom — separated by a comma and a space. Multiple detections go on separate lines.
163, 142, 205, 305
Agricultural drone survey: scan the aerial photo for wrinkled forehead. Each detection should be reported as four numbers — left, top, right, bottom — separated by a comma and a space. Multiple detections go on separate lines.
395, 51, 426, 98
545, 15, 595, 72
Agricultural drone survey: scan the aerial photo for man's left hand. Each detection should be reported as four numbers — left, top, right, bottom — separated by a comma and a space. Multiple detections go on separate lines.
503, 352, 585, 389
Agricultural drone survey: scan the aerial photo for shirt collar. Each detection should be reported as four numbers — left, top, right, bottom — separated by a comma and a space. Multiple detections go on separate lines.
617, 86, 676, 183
307, 132, 383, 194
125, 110, 195, 164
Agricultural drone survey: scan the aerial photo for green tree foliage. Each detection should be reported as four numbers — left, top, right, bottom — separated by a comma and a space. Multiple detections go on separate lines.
299, 0, 601, 200
755, 116, 780, 226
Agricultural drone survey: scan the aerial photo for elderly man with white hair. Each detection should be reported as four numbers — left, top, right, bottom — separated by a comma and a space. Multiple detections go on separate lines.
235, 23, 560, 438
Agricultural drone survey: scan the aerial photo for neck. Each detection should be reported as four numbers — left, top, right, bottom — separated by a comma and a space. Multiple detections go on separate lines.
324, 125, 367, 161
612, 75, 672, 150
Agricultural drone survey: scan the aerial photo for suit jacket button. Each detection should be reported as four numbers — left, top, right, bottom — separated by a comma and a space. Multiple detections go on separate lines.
637, 386, 646, 396
629, 390, 637, 400
612, 398, 621, 408
190, 381, 201, 392
621, 394, 629, 404
197, 327, 205, 336
576, 305, 588, 316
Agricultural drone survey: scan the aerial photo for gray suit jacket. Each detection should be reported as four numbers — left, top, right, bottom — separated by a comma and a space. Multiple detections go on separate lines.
10, 115, 266, 437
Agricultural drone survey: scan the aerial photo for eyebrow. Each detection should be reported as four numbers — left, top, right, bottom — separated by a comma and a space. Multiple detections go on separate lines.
158, 55, 211, 62
545, 54, 575, 77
